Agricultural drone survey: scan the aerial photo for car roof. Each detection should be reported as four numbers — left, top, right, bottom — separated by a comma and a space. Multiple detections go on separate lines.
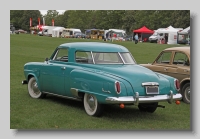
59, 42, 129, 52
164, 46, 190, 54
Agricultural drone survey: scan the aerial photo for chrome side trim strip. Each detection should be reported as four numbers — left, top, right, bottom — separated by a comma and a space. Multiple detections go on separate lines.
43, 91, 82, 101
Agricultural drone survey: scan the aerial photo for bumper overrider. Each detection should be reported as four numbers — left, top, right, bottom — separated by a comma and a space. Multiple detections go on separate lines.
105, 91, 182, 105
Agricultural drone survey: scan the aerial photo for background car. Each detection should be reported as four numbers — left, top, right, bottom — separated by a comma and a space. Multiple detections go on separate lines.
38, 31, 43, 36
140, 46, 190, 104
74, 32, 86, 38
18, 29, 27, 34
22, 42, 182, 117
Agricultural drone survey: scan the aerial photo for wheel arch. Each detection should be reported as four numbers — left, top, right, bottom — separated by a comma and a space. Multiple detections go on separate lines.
180, 78, 190, 91
27, 73, 41, 90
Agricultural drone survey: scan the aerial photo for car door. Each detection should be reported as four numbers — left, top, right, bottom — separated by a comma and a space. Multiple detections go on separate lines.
167, 51, 190, 82
150, 51, 173, 75
40, 48, 69, 96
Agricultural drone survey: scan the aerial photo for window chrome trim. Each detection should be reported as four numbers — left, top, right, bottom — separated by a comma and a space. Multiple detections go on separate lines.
119, 52, 136, 65
52, 49, 59, 60
91, 51, 95, 64
118, 52, 125, 64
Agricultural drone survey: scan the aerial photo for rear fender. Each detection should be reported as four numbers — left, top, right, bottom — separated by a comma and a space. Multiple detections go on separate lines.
69, 69, 129, 103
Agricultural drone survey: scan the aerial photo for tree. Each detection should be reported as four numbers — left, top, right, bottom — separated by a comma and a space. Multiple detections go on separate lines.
20, 10, 41, 31
10, 10, 25, 30
43, 10, 59, 26
67, 10, 94, 32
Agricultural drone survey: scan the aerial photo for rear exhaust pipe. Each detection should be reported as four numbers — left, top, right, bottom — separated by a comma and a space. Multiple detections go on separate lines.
22, 80, 28, 85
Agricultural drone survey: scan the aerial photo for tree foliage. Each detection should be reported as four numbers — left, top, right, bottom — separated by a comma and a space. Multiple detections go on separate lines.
10, 10, 190, 34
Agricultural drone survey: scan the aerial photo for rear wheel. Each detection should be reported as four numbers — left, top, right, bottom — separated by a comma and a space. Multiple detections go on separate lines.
182, 83, 190, 104
28, 77, 46, 99
83, 93, 103, 117
138, 102, 158, 113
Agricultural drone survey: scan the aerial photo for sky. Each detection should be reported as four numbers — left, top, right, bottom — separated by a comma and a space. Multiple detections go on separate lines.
39, 10, 65, 15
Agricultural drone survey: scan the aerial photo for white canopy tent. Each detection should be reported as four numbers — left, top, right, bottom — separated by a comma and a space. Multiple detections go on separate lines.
52, 27, 65, 37
157, 25, 182, 44
178, 26, 190, 35
177, 26, 190, 44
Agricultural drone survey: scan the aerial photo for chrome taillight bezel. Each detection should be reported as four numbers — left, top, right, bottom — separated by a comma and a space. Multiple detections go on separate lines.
115, 81, 121, 94
174, 79, 180, 91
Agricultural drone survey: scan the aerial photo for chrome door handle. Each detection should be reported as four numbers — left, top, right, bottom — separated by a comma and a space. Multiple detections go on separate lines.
61, 67, 66, 70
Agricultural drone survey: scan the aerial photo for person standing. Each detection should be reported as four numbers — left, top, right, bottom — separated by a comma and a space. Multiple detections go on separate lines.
134, 33, 139, 44
165, 34, 168, 44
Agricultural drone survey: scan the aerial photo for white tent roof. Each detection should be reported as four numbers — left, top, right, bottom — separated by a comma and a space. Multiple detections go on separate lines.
178, 26, 190, 35
53, 27, 65, 31
157, 25, 179, 33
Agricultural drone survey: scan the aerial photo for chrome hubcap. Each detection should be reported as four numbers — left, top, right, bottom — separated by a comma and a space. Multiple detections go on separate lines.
31, 80, 40, 95
87, 95, 95, 111
185, 87, 190, 100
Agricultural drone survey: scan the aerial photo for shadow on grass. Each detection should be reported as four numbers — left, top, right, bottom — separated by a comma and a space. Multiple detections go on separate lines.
43, 94, 165, 121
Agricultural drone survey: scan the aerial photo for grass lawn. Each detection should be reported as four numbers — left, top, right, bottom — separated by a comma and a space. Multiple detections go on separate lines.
10, 34, 190, 130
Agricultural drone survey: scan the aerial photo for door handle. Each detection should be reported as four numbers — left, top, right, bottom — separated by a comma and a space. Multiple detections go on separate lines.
61, 67, 66, 70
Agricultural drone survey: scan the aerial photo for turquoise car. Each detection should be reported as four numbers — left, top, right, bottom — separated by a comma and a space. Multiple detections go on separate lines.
22, 42, 182, 117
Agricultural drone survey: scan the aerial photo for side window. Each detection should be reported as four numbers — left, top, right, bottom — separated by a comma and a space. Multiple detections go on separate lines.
53, 48, 68, 62
76, 51, 93, 64
156, 52, 171, 64
173, 52, 189, 66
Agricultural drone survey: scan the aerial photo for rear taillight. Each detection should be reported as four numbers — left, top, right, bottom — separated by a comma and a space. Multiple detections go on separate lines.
174, 79, 180, 91
115, 81, 121, 94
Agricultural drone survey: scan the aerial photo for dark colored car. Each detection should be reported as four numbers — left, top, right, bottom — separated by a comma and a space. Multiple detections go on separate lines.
74, 32, 86, 38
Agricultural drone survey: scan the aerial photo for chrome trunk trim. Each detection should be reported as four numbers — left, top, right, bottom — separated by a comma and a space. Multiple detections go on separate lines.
142, 82, 159, 86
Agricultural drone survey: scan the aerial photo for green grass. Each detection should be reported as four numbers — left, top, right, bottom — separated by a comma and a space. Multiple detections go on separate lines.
10, 34, 190, 130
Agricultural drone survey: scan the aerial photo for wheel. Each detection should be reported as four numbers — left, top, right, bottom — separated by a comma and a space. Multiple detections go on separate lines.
138, 102, 158, 113
83, 93, 103, 117
28, 77, 46, 99
182, 83, 190, 104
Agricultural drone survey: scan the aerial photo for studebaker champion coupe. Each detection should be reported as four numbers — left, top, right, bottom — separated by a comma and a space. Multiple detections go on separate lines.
22, 42, 182, 117
140, 46, 190, 104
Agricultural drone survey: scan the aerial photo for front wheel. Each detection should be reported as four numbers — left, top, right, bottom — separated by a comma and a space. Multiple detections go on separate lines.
182, 83, 190, 104
83, 93, 103, 117
28, 77, 46, 99
138, 102, 158, 113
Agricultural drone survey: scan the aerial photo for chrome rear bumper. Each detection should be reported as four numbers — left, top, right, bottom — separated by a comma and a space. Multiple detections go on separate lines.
105, 92, 182, 105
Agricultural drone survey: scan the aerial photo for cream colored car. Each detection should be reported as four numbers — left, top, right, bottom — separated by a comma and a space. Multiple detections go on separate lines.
141, 46, 190, 104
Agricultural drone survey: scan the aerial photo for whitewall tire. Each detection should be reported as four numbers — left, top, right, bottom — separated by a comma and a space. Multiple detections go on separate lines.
83, 93, 103, 117
28, 77, 45, 99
